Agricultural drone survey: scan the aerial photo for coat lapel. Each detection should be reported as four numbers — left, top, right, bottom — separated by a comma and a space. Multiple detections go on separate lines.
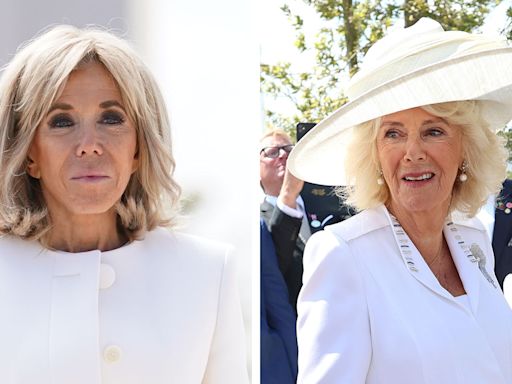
383, 206, 487, 310
383, 207, 454, 302
444, 223, 481, 314
260, 200, 274, 228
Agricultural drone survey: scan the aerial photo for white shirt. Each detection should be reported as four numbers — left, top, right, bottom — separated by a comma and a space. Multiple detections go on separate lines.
265, 194, 305, 219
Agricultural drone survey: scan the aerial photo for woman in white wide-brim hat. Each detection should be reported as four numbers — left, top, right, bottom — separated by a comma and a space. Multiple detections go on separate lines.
289, 18, 512, 384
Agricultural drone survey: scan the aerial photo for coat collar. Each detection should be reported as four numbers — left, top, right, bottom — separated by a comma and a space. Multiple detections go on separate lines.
380, 205, 493, 313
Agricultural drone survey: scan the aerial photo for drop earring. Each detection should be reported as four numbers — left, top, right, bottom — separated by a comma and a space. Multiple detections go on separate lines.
459, 160, 468, 182
377, 170, 384, 185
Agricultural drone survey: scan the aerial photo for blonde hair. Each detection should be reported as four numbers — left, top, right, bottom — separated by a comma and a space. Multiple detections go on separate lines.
260, 128, 293, 146
0, 25, 180, 245
343, 101, 507, 217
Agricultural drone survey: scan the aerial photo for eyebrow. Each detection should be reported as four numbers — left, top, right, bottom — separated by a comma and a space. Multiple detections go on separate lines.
47, 100, 126, 114
99, 100, 126, 111
380, 117, 448, 127
47, 102, 73, 114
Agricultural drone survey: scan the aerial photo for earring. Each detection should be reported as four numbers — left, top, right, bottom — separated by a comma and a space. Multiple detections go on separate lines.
459, 160, 468, 182
377, 170, 384, 185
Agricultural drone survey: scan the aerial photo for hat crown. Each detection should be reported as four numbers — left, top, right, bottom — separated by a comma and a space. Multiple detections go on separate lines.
289, 17, 512, 187
347, 18, 508, 100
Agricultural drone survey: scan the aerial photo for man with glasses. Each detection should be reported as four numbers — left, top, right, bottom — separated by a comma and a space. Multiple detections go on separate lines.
260, 129, 351, 383
260, 129, 309, 311
259, 129, 302, 384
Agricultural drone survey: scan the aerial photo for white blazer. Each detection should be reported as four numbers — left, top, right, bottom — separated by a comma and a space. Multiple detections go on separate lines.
297, 205, 512, 384
0, 228, 248, 384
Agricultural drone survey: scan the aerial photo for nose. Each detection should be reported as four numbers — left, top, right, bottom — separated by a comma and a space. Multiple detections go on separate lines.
403, 135, 426, 162
277, 148, 289, 159
75, 122, 103, 157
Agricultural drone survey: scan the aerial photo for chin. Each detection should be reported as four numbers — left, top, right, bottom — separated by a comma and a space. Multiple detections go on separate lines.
63, 193, 121, 216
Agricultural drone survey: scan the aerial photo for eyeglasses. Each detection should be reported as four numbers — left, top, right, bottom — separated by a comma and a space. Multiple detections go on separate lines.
260, 145, 294, 158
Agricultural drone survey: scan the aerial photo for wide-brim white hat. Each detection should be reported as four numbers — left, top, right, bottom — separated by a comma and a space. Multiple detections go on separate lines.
288, 18, 512, 186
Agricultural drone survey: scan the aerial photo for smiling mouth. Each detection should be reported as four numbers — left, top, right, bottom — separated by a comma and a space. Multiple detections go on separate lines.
402, 173, 434, 181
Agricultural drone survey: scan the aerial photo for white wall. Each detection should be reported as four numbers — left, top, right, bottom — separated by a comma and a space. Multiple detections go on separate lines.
127, 0, 259, 374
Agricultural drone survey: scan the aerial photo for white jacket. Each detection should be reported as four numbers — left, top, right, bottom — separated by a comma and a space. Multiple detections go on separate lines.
297, 205, 512, 383
0, 227, 248, 384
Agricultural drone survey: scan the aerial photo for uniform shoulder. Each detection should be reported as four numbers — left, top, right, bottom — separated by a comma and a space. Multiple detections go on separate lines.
503, 178, 512, 192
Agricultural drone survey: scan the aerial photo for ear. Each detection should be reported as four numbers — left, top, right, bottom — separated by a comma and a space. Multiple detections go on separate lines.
26, 148, 41, 179
131, 152, 139, 174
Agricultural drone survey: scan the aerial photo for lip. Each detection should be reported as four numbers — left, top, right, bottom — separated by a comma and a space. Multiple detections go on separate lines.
401, 171, 435, 184
71, 174, 110, 182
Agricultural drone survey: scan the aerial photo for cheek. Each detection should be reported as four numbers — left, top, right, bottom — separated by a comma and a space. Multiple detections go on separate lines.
28, 138, 67, 179
377, 146, 397, 172
119, 137, 138, 177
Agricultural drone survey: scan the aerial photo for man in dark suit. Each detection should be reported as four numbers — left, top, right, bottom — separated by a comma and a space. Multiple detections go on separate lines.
260, 129, 353, 310
492, 179, 512, 290
260, 220, 297, 384
260, 129, 306, 310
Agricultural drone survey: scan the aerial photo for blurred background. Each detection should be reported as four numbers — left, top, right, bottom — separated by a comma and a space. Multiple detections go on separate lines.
0, 0, 259, 378
259, 0, 512, 174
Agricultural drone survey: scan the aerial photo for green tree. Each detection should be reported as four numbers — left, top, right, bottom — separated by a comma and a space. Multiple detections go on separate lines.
261, 0, 501, 138
500, 2, 512, 40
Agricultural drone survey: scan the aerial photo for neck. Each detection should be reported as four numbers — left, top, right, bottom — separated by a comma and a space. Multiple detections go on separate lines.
387, 202, 449, 261
46, 209, 126, 253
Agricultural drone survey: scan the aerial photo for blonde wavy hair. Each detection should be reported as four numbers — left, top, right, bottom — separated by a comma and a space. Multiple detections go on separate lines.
0, 25, 180, 245
343, 101, 508, 217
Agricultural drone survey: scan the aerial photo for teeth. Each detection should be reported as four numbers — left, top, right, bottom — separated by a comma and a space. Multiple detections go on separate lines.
404, 173, 433, 181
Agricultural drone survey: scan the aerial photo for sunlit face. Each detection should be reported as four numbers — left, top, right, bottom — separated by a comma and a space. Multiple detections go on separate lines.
27, 61, 138, 219
376, 107, 463, 215
259, 135, 292, 195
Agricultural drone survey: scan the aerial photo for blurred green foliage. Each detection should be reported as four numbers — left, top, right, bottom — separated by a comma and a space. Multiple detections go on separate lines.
261, 0, 504, 140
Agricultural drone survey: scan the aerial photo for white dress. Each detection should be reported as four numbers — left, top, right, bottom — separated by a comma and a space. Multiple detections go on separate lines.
297, 205, 512, 383
0, 227, 248, 384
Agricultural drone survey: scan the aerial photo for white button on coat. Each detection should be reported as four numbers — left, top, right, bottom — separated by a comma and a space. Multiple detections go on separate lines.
99, 264, 116, 289
103, 345, 122, 363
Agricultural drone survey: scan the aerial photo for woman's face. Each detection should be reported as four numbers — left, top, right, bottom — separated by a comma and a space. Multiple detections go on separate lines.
376, 107, 463, 215
27, 61, 138, 219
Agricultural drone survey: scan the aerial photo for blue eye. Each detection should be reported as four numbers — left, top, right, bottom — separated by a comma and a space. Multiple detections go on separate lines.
426, 128, 443, 137
49, 114, 74, 128
384, 130, 400, 138
100, 111, 124, 125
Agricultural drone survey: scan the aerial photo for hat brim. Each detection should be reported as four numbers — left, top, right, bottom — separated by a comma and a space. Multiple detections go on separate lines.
288, 48, 512, 186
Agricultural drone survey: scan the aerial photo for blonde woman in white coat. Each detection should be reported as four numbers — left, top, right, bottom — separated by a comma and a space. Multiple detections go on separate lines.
288, 18, 512, 383
0, 26, 248, 384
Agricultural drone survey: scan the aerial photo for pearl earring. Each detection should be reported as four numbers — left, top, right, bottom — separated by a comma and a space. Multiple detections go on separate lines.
459, 160, 468, 182
377, 170, 384, 185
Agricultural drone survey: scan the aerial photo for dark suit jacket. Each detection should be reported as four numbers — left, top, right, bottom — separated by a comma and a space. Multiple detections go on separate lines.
493, 179, 512, 288
260, 185, 355, 310
260, 220, 298, 384
261, 200, 304, 310
300, 182, 355, 234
